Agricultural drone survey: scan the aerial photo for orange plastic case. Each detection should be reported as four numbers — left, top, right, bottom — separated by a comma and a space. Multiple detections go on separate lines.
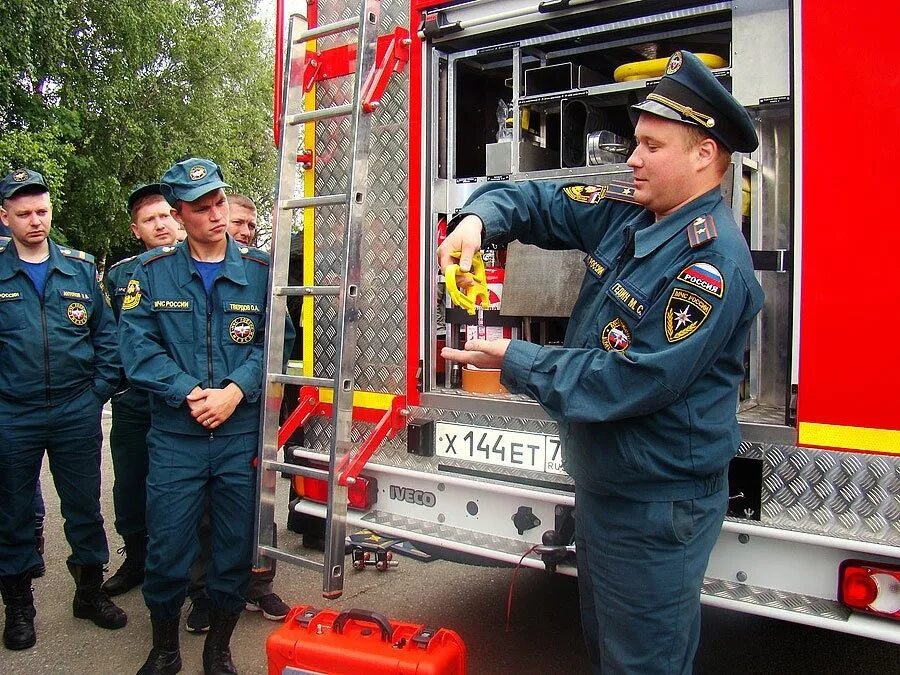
267, 606, 467, 675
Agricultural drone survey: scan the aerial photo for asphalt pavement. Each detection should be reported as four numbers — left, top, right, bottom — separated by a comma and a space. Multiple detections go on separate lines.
0, 410, 896, 674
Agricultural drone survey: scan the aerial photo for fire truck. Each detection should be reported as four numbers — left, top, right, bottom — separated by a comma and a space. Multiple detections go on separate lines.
257, 0, 900, 643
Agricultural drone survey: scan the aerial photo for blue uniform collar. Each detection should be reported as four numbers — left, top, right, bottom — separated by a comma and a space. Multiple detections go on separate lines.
0, 238, 78, 280
633, 188, 724, 259
175, 236, 249, 289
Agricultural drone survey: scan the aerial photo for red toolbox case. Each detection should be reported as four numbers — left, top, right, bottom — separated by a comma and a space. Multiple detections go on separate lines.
267, 606, 467, 674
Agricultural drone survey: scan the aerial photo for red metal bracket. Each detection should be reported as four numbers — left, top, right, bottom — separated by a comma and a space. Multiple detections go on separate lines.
277, 386, 320, 449
336, 395, 408, 486
301, 26, 411, 112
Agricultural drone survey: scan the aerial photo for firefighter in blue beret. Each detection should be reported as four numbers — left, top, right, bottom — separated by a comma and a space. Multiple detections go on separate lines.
0, 168, 127, 651
118, 158, 293, 675
100, 184, 180, 599
439, 50, 765, 674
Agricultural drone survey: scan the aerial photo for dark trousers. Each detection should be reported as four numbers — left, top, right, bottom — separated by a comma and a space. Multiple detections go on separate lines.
142, 428, 256, 619
575, 485, 728, 675
188, 510, 276, 602
0, 388, 108, 575
109, 388, 151, 537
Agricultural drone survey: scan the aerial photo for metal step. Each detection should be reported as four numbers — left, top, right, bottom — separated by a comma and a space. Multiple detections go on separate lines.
294, 17, 358, 43
287, 104, 353, 125
282, 194, 349, 209
274, 285, 341, 297
257, 544, 323, 572
269, 373, 333, 388
261, 459, 329, 480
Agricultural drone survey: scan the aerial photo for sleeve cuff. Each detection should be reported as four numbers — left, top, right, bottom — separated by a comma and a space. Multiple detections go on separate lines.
225, 373, 260, 403
166, 374, 202, 407
500, 340, 542, 392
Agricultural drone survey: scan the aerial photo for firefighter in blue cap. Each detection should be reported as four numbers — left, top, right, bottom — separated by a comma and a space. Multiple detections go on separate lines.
439, 50, 765, 674
119, 157, 293, 675
100, 184, 180, 599
0, 168, 127, 651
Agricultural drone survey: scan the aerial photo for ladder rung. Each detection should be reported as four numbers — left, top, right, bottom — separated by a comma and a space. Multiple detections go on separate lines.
287, 104, 353, 125
282, 194, 349, 209
275, 285, 340, 297
270, 373, 333, 388
262, 459, 329, 480
294, 17, 358, 44
257, 545, 324, 572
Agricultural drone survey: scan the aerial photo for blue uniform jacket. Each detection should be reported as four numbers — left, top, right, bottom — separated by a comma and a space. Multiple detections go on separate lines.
0, 237, 120, 406
456, 182, 765, 500
117, 238, 289, 436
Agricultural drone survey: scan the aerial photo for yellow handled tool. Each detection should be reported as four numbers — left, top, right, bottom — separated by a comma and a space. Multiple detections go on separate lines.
444, 251, 490, 315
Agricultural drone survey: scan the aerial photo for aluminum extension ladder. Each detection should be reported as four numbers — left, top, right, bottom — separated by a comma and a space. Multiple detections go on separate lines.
254, 1, 382, 599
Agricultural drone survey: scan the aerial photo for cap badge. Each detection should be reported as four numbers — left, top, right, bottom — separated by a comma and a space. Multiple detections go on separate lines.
189, 165, 207, 181
12, 169, 28, 182
666, 52, 683, 75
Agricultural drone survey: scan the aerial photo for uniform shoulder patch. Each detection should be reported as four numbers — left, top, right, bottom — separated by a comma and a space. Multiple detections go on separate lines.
563, 184, 608, 204
604, 180, 638, 204
60, 247, 95, 264
676, 262, 724, 298
686, 214, 718, 248
240, 246, 270, 265
141, 245, 178, 265
664, 287, 712, 343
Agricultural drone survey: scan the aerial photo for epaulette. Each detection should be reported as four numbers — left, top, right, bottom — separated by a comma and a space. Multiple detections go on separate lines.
59, 247, 95, 264
604, 180, 639, 204
686, 214, 718, 248
239, 245, 270, 266
0, 236, 9, 252
108, 254, 137, 271
141, 245, 178, 265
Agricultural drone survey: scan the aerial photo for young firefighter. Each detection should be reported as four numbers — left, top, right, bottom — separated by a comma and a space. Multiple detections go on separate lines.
119, 158, 292, 675
438, 51, 765, 674
101, 184, 179, 598
0, 168, 126, 651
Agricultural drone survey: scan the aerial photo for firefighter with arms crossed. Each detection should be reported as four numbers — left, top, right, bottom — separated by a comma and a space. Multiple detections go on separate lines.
0, 168, 126, 651
101, 184, 179, 598
119, 158, 291, 675
439, 51, 764, 674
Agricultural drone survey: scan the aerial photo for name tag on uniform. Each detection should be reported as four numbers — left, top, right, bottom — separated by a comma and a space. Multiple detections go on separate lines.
607, 279, 647, 320
0, 291, 22, 301
152, 299, 192, 311
224, 301, 262, 313
59, 289, 91, 302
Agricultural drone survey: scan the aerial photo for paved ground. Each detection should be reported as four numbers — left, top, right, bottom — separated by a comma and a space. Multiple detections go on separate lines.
0, 410, 897, 674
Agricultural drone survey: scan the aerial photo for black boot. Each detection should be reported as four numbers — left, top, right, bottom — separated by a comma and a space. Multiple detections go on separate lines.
67, 562, 127, 629
137, 615, 182, 675
29, 527, 46, 579
0, 573, 36, 650
202, 608, 240, 675
102, 531, 147, 596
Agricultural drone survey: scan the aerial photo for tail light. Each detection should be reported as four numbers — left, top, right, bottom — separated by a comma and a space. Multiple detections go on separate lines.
838, 559, 900, 619
292, 464, 377, 510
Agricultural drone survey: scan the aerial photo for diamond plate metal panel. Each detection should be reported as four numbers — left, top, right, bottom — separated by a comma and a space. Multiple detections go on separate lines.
736, 442, 900, 546
701, 579, 852, 622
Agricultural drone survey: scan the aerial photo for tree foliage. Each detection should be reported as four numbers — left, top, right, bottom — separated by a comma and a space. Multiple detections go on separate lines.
0, 0, 276, 263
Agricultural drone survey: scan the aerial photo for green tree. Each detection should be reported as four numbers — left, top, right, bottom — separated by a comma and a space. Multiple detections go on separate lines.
0, 0, 276, 265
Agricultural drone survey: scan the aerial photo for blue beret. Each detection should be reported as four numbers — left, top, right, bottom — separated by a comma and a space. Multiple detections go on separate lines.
127, 183, 165, 214
0, 168, 49, 201
160, 158, 230, 207
631, 50, 758, 153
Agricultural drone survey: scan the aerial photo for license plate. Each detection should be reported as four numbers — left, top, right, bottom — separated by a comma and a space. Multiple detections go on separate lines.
435, 422, 566, 475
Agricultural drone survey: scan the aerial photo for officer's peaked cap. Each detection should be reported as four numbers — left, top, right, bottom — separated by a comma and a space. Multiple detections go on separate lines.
160, 158, 230, 207
0, 168, 49, 201
127, 183, 165, 214
631, 50, 758, 153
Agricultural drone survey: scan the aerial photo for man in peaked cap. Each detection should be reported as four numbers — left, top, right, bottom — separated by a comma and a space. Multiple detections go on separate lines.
118, 158, 293, 675
100, 184, 179, 600
438, 50, 764, 674
0, 168, 127, 651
